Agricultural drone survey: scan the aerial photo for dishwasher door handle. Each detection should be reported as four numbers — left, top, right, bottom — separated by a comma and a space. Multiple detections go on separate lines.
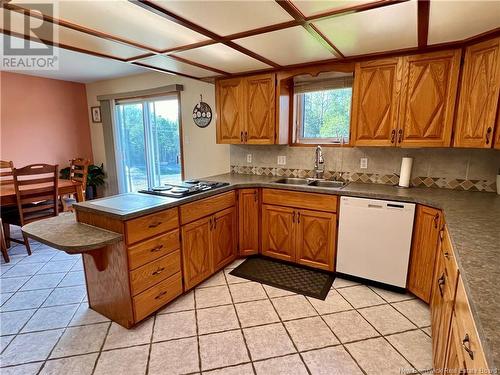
367, 204, 383, 209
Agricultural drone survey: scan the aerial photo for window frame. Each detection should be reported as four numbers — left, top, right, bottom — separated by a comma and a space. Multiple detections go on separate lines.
291, 78, 354, 147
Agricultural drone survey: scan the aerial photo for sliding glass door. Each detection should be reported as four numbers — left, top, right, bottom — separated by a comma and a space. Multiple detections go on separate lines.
114, 95, 182, 193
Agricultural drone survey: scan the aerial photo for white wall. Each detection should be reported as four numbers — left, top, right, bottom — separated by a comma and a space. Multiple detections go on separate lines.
85, 71, 230, 191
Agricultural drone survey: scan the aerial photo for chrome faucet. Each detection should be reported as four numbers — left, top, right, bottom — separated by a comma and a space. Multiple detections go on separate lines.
314, 145, 325, 179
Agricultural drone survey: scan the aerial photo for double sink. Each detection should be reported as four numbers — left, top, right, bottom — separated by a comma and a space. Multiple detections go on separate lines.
273, 178, 347, 189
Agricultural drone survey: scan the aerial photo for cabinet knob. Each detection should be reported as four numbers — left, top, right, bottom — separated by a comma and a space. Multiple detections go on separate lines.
240, 131, 244, 143
155, 291, 167, 300
485, 127, 492, 145
148, 221, 162, 228
434, 213, 440, 229
437, 274, 445, 297
398, 129, 403, 143
292, 211, 296, 223
150, 245, 164, 253
390, 129, 396, 143
152, 267, 165, 276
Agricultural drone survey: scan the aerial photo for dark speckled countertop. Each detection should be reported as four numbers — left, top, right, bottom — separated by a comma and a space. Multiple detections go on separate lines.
73, 173, 500, 369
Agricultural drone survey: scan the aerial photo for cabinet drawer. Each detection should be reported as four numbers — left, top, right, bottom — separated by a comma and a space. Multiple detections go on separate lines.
125, 208, 179, 244
454, 277, 488, 370
130, 250, 181, 296
133, 272, 182, 322
128, 229, 180, 270
180, 191, 235, 225
262, 189, 338, 212
442, 227, 459, 289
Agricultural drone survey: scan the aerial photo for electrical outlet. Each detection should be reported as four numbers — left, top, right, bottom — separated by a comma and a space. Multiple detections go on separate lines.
277, 156, 287, 165
360, 157, 368, 169
246, 154, 252, 163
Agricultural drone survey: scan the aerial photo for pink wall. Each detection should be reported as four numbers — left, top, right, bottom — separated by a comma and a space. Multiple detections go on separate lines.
0, 72, 93, 169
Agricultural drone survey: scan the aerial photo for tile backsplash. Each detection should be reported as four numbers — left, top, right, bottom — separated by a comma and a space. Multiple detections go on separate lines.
230, 145, 500, 192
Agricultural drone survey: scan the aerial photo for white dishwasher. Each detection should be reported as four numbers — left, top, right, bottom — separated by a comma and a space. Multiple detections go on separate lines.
337, 196, 416, 288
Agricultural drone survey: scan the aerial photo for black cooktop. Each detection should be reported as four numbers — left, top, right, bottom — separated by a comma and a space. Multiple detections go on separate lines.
138, 180, 229, 198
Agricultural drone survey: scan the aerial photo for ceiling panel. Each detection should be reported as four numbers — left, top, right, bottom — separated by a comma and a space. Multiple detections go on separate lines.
428, 1, 500, 44
292, 0, 376, 17
234, 26, 335, 65
1, 35, 147, 83
2, 9, 148, 60
9, 0, 209, 52
151, 0, 294, 36
172, 43, 272, 74
136, 55, 217, 78
313, 1, 417, 56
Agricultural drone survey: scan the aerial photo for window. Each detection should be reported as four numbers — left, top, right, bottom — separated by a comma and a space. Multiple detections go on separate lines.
114, 95, 182, 193
293, 72, 353, 144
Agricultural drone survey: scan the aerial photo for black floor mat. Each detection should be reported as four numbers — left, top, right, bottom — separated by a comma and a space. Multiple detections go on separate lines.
229, 256, 335, 300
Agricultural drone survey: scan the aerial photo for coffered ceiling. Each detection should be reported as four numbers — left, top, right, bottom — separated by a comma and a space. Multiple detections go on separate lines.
1, 0, 499, 82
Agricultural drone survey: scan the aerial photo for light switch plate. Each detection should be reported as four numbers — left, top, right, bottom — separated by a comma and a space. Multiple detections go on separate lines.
246, 154, 252, 163
360, 157, 368, 169
277, 156, 286, 165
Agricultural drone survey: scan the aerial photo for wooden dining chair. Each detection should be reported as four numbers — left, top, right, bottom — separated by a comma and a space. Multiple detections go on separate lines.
0, 160, 14, 186
0, 218, 8, 263
2, 164, 59, 255
61, 158, 90, 211
0, 160, 15, 261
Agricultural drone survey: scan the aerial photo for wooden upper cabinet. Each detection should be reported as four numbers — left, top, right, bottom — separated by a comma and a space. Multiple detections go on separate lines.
454, 37, 500, 148
216, 74, 276, 144
261, 204, 295, 262
181, 217, 212, 291
399, 50, 461, 147
295, 209, 336, 271
216, 77, 244, 144
408, 205, 442, 303
351, 58, 403, 146
212, 207, 237, 271
238, 189, 260, 256
246, 74, 275, 144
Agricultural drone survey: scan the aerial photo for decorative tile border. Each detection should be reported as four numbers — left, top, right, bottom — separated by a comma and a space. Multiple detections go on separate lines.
230, 165, 496, 192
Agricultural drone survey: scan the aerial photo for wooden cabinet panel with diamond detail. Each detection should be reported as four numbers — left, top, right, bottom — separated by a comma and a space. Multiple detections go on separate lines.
399, 50, 461, 147
181, 216, 212, 291
262, 204, 295, 262
295, 209, 336, 271
212, 207, 237, 271
352, 58, 403, 146
246, 74, 275, 144
216, 77, 245, 144
454, 37, 500, 148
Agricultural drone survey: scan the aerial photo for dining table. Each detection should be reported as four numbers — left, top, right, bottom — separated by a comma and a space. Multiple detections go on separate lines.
0, 179, 84, 207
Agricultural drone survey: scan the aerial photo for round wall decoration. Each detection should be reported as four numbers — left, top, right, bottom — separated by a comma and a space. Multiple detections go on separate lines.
193, 95, 212, 128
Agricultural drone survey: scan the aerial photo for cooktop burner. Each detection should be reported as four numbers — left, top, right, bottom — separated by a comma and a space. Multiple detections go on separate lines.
138, 181, 229, 198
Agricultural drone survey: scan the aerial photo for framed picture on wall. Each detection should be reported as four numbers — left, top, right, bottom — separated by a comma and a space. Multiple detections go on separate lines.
91, 106, 102, 123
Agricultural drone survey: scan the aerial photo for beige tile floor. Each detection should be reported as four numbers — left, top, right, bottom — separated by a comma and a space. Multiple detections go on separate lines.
1, 228, 433, 374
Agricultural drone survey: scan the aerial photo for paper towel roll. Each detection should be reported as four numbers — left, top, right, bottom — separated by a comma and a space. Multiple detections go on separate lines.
398, 157, 413, 188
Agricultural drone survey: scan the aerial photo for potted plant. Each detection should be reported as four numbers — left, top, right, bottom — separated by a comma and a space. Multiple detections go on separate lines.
60, 163, 105, 200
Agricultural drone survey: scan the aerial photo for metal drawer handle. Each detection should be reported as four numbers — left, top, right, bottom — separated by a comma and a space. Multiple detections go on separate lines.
434, 213, 440, 229
297, 212, 301, 223
155, 291, 167, 300
148, 221, 162, 228
443, 251, 450, 259
390, 129, 396, 143
486, 127, 492, 145
150, 245, 164, 253
292, 211, 296, 223
398, 129, 403, 143
152, 267, 165, 276
462, 334, 474, 360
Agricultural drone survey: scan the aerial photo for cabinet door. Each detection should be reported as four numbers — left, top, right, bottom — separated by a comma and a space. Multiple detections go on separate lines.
351, 58, 403, 146
261, 204, 295, 262
181, 217, 212, 290
238, 189, 260, 256
454, 37, 500, 148
398, 50, 461, 147
444, 313, 467, 375
245, 74, 275, 144
295, 209, 336, 271
216, 78, 244, 144
408, 205, 442, 303
212, 207, 237, 271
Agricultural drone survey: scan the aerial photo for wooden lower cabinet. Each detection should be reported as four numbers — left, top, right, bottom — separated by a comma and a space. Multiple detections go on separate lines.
181, 203, 237, 290
295, 209, 336, 271
238, 188, 260, 256
212, 207, 237, 271
181, 217, 213, 291
262, 204, 295, 262
262, 203, 336, 271
408, 205, 442, 303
